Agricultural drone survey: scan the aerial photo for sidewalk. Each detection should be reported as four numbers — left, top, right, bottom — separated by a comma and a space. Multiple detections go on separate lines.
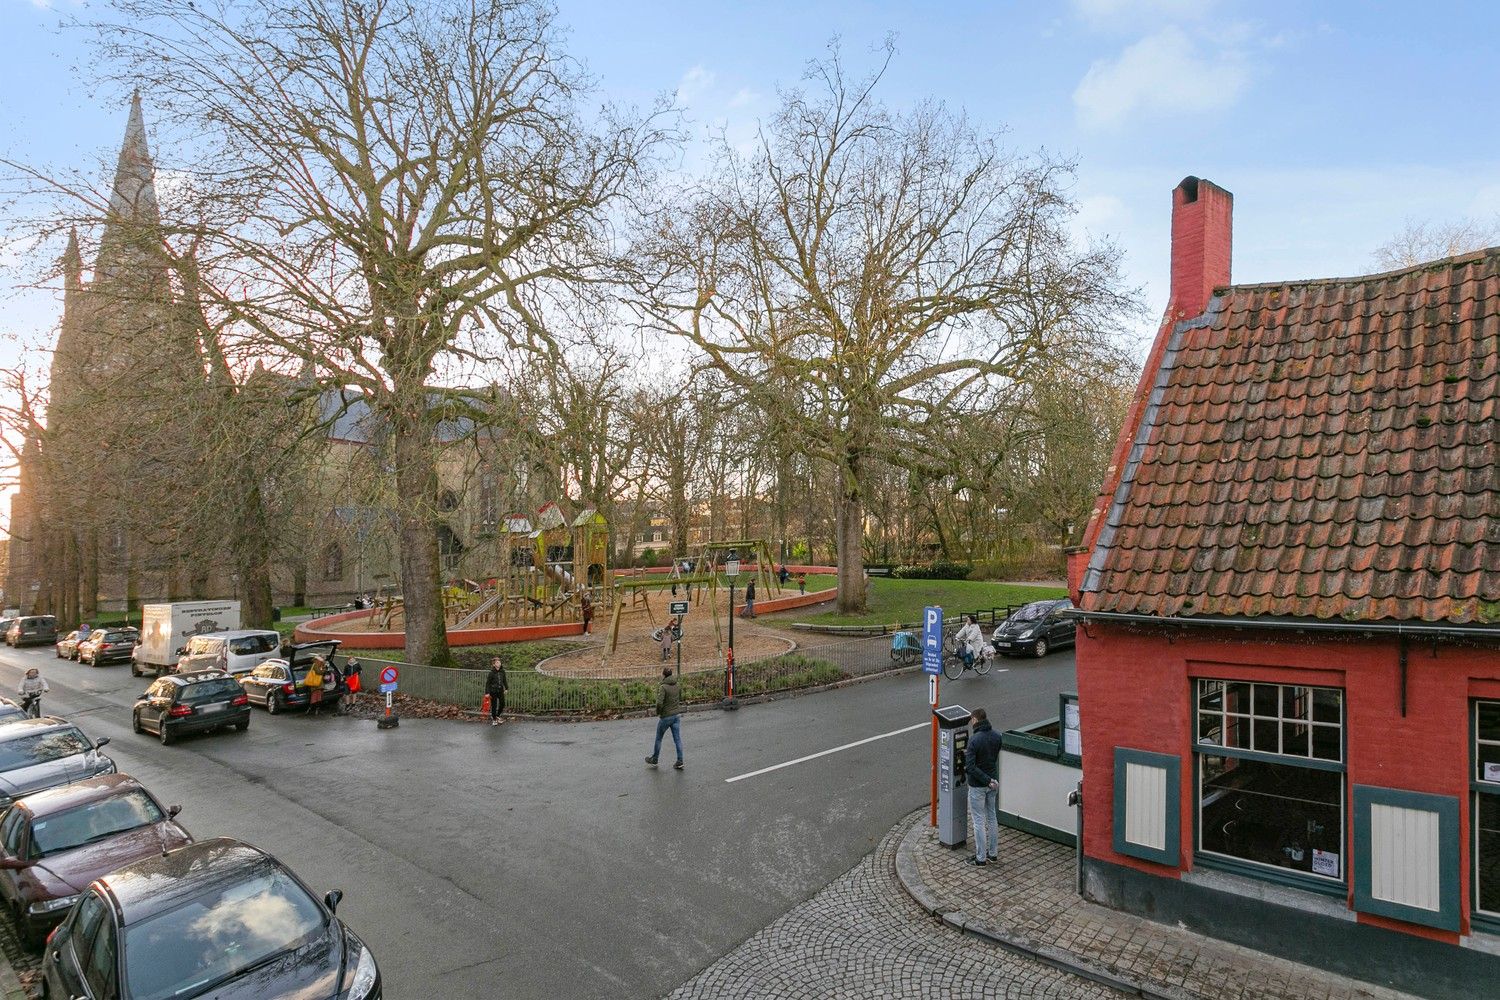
894, 812, 1418, 1000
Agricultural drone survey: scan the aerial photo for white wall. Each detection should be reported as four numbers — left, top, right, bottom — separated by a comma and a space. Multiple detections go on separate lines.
1000, 749, 1080, 840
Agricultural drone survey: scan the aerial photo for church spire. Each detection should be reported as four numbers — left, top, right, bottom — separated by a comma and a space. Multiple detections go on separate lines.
107, 90, 159, 225
61, 228, 82, 293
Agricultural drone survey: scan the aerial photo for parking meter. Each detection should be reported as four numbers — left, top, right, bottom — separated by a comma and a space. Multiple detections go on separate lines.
934, 705, 972, 848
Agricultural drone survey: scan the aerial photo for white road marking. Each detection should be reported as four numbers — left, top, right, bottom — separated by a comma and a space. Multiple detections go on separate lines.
725, 722, 928, 784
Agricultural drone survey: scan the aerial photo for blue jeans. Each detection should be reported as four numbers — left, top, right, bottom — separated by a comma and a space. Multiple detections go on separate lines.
968, 785, 998, 862
652, 715, 682, 762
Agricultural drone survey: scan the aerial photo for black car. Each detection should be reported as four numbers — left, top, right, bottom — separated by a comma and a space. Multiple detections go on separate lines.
240, 640, 343, 714
41, 837, 381, 999
77, 628, 138, 667
0, 720, 115, 809
132, 672, 250, 745
6, 616, 58, 648
989, 599, 1076, 658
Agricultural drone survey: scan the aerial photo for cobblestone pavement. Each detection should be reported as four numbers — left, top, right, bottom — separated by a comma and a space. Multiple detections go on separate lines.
0, 907, 41, 1000
898, 814, 1418, 1000
666, 816, 1120, 999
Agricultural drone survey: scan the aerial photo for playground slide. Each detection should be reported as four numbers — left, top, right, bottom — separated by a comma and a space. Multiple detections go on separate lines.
543, 563, 577, 591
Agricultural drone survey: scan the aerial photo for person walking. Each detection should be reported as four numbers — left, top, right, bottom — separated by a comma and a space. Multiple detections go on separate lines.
778, 564, 790, 586
304, 656, 328, 716
18, 668, 48, 718
485, 657, 508, 725
645, 665, 684, 770
580, 592, 594, 635
797, 572, 806, 595
739, 577, 756, 619
964, 708, 1003, 866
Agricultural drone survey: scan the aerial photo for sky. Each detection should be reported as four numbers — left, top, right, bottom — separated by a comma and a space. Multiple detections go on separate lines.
1, 0, 1498, 421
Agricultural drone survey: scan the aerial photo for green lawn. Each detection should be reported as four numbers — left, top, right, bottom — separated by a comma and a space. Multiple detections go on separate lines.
782, 577, 1066, 627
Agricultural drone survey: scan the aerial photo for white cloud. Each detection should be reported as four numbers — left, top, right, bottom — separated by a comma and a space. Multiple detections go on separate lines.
675, 66, 716, 107
727, 87, 759, 110
1071, 0, 1212, 29
1073, 26, 1249, 129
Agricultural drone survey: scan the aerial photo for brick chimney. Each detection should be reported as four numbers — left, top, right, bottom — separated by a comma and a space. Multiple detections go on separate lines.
1168, 176, 1232, 321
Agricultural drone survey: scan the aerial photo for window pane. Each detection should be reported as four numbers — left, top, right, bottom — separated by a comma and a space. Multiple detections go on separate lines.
1199, 755, 1343, 880
1199, 680, 1224, 712
1197, 713, 1223, 746
1311, 724, 1341, 762
1252, 684, 1279, 718
1478, 741, 1500, 785
1253, 716, 1279, 754
1312, 688, 1341, 724
1225, 683, 1251, 714
1479, 794, 1500, 916
1224, 714, 1252, 750
1281, 721, 1310, 757
1281, 687, 1309, 721
1479, 702, 1500, 744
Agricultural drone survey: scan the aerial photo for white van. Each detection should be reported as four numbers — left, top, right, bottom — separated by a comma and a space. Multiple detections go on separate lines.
176, 629, 283, 676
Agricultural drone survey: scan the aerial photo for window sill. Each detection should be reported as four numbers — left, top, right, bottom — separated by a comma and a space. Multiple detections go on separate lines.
1467, 913, 1500, 954
1185, 857, 1352, 919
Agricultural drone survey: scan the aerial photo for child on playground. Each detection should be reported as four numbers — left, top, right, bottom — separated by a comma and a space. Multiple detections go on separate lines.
660, 617, 677, 661
797, 572, 807, 594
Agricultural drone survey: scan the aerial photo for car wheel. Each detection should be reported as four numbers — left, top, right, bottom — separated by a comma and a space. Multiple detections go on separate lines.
132, 711, 144, 735
1033, 638, 1049, 659
235, 719, 249, 732
159, 723, 173, 746
130, 661, 141, 677
267, 692, 282, 715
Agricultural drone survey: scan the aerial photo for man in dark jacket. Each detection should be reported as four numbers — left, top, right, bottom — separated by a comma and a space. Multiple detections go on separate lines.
485, 658, 508, 726
964, 708, 1003, 866
646, 665, 684, 770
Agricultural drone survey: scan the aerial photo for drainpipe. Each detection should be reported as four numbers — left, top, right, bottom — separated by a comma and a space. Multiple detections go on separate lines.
1068, 780, 1084, 896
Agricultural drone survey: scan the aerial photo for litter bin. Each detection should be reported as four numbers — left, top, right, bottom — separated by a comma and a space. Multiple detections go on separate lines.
934, 705, 972, 848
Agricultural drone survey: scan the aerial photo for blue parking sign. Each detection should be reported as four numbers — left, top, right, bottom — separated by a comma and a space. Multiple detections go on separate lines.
922, 605, 943, 675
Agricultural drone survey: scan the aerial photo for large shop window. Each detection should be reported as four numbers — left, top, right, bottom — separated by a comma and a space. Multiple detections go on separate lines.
1195, 679, 1345, 884
1475, 701, 1500, 920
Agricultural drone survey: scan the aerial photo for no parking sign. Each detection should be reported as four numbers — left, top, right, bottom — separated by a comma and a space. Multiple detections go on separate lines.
379, 665, 399, 693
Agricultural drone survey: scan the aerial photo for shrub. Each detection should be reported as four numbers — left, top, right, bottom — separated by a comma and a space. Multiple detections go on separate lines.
891, 561, 972, 580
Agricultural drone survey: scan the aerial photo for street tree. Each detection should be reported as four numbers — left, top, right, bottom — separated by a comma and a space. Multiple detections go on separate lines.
638, 43, 1133, 611
88, 0, 669, 664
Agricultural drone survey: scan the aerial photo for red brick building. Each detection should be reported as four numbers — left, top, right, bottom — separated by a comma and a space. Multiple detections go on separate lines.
1067, 177, 1499, 997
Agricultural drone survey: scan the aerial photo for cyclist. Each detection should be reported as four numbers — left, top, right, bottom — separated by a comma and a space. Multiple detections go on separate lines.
18, 668, 48, 718
954, 615, 986, 669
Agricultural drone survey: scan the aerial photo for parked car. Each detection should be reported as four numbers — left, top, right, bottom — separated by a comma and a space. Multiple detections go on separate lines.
0, 619, 16, 643
0, 775, 190, 946
76, 628, 139, 667
0, 698, 31, 729
240, 640, 343, 715
40, 837, 382, 999
0, 720, 114, 809
6, 616, 58, 648
175, 628, 283, 676
131, 672, 250, 745
989, 599, 1077, 658
54, 631, 83, 661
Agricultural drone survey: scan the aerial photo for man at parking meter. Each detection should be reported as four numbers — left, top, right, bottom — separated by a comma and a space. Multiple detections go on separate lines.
964, 707, 1002, 867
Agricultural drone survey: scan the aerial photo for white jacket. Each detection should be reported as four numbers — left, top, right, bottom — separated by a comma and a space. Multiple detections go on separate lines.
955, 621, 985, 656
18, 676, 48, 698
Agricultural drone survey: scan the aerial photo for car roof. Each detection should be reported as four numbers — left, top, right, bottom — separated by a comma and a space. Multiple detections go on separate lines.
285, 639, 341, 653
14, 774, 146, 819
191, 629, 279, 640
0, 718, 80, 740
99, 837, 283, 924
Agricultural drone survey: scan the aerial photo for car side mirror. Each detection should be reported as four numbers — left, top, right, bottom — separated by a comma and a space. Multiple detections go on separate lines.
93, 737, 110, 750
0, 857, 29, 870
324, 889, 343, 913
167, 804, 182, 819
175, 647, 185, 656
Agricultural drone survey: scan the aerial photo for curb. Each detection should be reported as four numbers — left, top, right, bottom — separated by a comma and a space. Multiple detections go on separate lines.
0, 956, 29, 1000
893, 819, 1187, 1000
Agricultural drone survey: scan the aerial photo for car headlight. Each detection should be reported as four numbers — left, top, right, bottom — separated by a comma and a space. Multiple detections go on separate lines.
344, 945, 378, 999
1018, 629, 1034, 639
27, 895, 77, 915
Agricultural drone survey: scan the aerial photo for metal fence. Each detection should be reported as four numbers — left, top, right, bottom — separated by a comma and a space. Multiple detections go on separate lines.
350, 631, 912, 716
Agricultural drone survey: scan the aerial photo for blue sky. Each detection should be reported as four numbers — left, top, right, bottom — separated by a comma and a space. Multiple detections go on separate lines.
3, 0, 1500, 364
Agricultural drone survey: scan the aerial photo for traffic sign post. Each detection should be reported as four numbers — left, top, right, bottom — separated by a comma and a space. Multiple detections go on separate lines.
377, 664, 400, 729
923, 606, 943, 826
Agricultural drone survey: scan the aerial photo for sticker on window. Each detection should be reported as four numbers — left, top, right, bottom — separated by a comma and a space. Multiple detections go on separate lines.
1311, 849, 1339, 877
1485, 762, 1500, 783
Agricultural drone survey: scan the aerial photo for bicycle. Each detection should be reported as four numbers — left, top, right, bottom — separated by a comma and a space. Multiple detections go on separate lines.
941, 634, 992, 680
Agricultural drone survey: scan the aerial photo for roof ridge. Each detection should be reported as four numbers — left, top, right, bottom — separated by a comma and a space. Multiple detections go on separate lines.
1214, 245, 1500, 296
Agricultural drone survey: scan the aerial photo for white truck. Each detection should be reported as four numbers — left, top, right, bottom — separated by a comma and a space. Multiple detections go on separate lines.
132, 601, 242, 677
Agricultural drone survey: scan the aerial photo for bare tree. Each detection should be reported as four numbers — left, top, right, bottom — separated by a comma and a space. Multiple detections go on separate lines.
638, 42, 1133, 611
1373, 217, 1500, 270
83, 0, 669, 663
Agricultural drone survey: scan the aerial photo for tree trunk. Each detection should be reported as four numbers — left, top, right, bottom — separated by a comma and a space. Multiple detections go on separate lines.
82, 531, 99, 618
237, 485, 275, 628
393, 410, 450, 667
835, 461, 867, 613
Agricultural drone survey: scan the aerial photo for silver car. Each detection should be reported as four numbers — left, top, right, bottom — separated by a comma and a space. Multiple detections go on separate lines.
0, 719, 115, 809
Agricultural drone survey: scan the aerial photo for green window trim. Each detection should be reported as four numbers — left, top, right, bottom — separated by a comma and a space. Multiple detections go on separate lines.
1113, 747, 1181, 866
1352, 785, 1460, 933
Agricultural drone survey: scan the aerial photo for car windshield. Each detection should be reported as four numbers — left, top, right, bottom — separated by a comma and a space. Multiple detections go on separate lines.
29, 790, 164, 857
123, 865, 326, 1000
1009, 602, 1050, 623
0, 729, 91, 770
181, 679, 243, 703
228, 635, 277, 656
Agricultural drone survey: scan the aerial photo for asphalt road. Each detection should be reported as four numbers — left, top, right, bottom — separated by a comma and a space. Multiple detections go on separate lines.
0, 640, 1076, 999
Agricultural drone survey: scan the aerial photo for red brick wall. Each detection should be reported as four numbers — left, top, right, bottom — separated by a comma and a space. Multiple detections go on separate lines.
1168, 176, 1233, 322
1077, 622, 1500, 940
